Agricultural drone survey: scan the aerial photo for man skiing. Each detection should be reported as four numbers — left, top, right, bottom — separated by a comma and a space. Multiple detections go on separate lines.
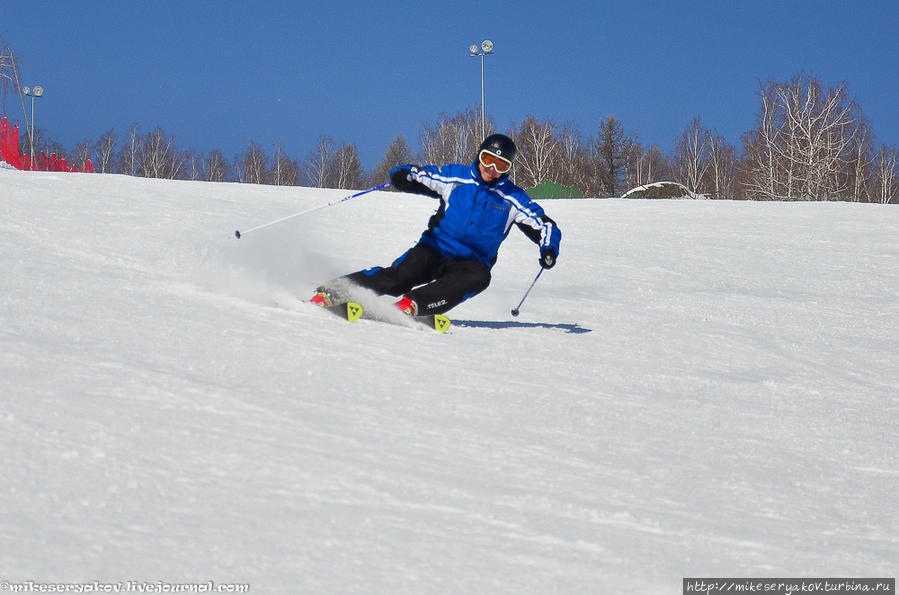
310, 133, 562, 316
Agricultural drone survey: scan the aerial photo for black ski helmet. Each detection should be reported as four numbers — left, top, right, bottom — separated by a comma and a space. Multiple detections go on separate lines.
478, 133, 516, 163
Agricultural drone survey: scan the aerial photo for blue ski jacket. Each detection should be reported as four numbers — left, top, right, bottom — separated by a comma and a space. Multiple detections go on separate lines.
392, 161, 562, 268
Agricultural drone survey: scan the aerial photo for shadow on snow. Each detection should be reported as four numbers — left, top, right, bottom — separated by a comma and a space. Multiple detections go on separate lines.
453, 319, 592, 334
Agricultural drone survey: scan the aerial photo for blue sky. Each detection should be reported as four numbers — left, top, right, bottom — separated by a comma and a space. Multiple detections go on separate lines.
2, 0, 897, 170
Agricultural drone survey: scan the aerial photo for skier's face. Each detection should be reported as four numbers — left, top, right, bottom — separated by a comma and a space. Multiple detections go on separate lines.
478, 161, 503, 184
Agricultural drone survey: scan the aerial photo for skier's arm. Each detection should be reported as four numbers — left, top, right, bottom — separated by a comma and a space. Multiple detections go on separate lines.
513, 199, 561, 268
390, 165, 441, 198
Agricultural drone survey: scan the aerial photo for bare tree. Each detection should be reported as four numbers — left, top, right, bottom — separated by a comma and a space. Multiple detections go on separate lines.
71, 140, 93, 171
873, 145, 897, 204
139, 126, 183, 179
303, 136, 334, 188
419, 108, 485, 165
329, 142, 364, 189
559, 125, 589, 193
624, 141, 645, 189
741, 83, 782, 199
741, 75, 863, 201
181, 150, 198, 181
373, 134, 414, 188
781, 77, 860, 200
274, 142, 299, 186
238, 141, 268, 184
646, 145, 672, 188
93, 129, 118, 173
845, 119, 874, 202
269, 141, 299, 186
513, 116, 559, 189
623, 141, 672, 191
202, 149, 228, 182
673, 115, 711, 194
44, 137, 67, 162
553, 124, 592, 195
706, 134, 737, 198
118, 124, 141, 176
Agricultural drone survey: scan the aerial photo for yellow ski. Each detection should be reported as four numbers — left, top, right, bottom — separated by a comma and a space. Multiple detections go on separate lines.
324, 301, 364, 322
428, 314, 451, 333
346, 302, 364, 322
322, 301, 450, 333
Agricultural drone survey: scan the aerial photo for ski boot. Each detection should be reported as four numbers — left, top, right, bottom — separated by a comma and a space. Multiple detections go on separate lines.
310, 288, 334, 308
394, 296, 418, 316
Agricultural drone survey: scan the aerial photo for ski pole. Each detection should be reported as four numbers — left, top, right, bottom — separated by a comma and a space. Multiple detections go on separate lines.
510, 267, 544, 317
234, 182, 391, 239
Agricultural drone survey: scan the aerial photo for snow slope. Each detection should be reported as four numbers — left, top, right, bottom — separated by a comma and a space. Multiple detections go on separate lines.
2, 169, 897, 593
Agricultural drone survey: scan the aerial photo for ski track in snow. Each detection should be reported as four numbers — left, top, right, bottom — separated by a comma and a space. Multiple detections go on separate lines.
1, 169, 897, 593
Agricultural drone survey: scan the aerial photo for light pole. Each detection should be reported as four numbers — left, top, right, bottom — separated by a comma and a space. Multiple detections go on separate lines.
469, 40, 494, 140
23, 85, 43, 167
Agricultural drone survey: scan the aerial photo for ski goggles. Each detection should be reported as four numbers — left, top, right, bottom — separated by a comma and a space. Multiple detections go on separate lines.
478, 149, 513, 173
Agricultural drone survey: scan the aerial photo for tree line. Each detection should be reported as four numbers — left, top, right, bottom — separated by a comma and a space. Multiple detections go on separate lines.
4, 66, 898, 203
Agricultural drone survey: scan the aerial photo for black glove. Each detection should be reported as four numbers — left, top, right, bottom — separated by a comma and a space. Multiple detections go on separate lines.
540, 248, 557, 269
390, 166, 415, 191
390, 166, 440, 198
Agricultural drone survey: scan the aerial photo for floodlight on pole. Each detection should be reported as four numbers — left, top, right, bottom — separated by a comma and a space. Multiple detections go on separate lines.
23, 85, 44, 167
469, 39, 494, 140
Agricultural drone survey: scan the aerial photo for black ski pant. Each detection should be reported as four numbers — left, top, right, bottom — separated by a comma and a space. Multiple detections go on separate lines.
341, 243, 491, 314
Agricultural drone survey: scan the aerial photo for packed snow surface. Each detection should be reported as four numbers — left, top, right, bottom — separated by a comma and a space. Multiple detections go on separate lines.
2, 169, 897, 593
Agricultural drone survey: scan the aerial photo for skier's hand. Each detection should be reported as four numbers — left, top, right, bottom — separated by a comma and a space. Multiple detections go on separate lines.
390, 165, 440, 198
390, 166, 415, 191
539, 247, 557, 269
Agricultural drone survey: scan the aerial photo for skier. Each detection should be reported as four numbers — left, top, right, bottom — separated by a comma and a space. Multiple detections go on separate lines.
310, 133, 562, 316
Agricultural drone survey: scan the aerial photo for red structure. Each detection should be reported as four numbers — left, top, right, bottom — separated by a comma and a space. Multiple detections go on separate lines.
0, 115, 92, 172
